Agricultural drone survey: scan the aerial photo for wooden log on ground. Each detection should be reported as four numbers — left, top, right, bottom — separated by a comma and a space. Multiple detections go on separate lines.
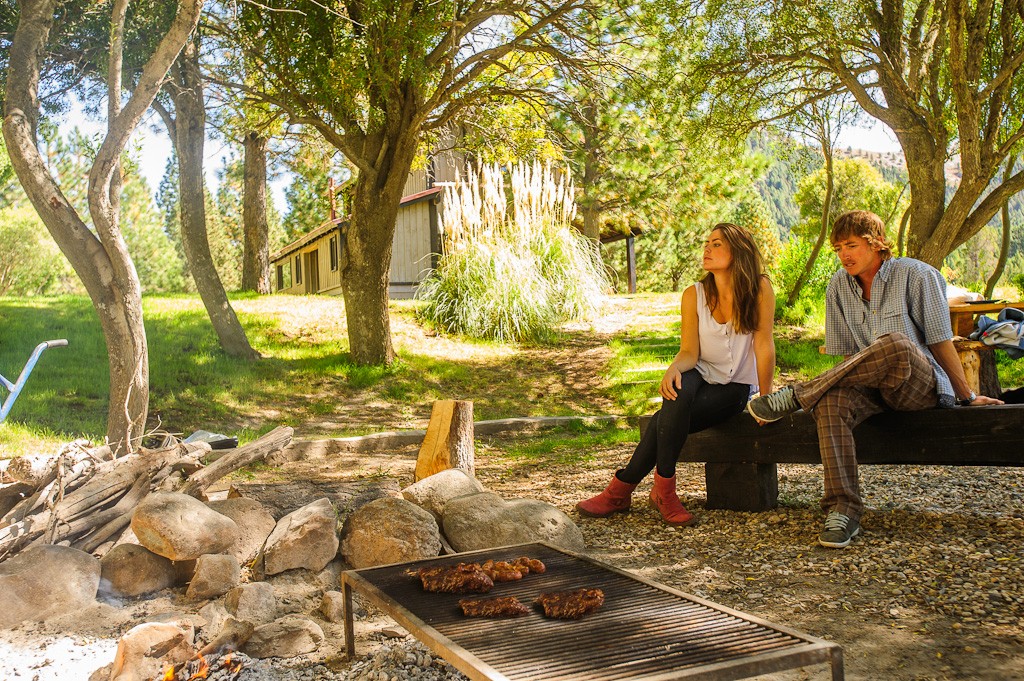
0, 482, 35, 518
414, 400, 474, 482
176, 426, 293, 497
197, 618, 254, 656
49, 473, 152, 545
5, 455, 57, 487
0, 443, 197, 557
0, 428, 291, 561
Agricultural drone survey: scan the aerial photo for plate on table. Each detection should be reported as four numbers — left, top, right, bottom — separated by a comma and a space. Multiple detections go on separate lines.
964, 299, 1001, 305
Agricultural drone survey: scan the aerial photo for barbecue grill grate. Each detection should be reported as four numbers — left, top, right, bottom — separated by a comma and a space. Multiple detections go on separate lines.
342, 543, 843, 681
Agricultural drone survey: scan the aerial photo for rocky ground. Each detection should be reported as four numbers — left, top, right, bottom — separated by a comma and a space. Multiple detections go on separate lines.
2, 435, 1021, 680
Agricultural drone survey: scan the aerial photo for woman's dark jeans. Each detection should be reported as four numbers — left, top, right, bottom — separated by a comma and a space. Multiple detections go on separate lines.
618, 369, 752, 484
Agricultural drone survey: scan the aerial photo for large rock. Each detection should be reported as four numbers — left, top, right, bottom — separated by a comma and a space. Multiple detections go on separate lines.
224, 582, 277, 625
132, 492, 239, 561
207, 497, 277, 565
401, 469, 484, 522
243, 616, 324, 659
260, 497, 339, 575
109, 622, 195, 681
100, 544, 177, 599
0, 545, 100, 627
185, 554, 240, 600
339, 497, 441, 568
442, 492, 585, 552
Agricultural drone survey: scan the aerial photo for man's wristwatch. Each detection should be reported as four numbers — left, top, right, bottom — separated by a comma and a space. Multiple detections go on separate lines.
957, 391, 977, 406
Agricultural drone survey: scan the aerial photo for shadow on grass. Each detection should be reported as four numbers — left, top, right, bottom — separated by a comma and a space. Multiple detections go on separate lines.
0, 296, 612, 442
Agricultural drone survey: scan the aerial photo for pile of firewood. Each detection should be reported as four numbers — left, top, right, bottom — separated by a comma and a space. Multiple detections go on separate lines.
0, 426, 293, 563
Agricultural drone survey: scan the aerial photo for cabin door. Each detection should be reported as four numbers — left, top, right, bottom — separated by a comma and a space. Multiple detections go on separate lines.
304, 251, 320, 294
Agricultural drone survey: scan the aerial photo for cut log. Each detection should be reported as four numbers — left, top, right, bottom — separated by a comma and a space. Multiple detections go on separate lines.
953, 339, 1001, 398
175, 426, 293, 497
0, 427, 292, 563
5, 455, 56, 487
414, 400, 474, 482
0, 443, 204, 558
0, 482, 34, 518
197, 617, 255, 656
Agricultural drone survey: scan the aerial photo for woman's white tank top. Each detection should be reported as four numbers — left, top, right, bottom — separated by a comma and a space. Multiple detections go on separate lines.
694, 280, 759, 390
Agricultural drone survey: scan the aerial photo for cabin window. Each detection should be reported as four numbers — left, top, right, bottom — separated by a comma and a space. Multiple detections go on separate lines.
294, 254, 302, 284
329, 236, 339, 271
276, 263, 291, 290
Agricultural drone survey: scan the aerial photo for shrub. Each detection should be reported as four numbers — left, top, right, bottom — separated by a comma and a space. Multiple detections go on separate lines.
771, 235, 837, 322
417, 162, 607, 342
0, 206, 77, 295
1011, 272, 1024, 297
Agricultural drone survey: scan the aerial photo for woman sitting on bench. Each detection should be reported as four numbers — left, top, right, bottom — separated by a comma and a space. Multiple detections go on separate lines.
576, 223, 777, 526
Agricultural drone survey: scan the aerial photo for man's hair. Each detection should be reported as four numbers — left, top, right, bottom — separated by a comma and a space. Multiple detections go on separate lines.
830, 210, 895, 259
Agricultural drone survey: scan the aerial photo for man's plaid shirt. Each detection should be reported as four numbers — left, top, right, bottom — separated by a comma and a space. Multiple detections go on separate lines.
824, 257, 955, 407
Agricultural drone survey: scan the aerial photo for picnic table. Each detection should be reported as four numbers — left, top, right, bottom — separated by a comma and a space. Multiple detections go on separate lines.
948, 300, 1022, 397
948, 300, 1024, 337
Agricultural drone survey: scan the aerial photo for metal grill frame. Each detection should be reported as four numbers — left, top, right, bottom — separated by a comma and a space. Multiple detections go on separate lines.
341, 542, 843, 681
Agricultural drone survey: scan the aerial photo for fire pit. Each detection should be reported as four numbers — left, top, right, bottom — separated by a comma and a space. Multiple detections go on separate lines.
341, 542, 844, 680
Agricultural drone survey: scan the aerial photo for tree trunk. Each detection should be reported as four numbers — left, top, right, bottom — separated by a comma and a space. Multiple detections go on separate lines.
578, 102, 603, 251
985, 155, 1017, 299
787, 144, 834, 307
341, 128, 421, 365
241, 131, 271, 293
168, 40, 260, 359
895, 131, 949, 264
2, 0, 202, 454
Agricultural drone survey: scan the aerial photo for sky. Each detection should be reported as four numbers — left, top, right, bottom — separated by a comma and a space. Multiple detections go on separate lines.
834, 119, 902, 154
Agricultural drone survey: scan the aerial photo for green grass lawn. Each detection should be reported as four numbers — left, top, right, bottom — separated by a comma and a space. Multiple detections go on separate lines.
3, 292, 1022, 457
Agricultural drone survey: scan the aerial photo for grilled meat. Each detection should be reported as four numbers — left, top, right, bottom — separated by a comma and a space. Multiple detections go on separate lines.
458, 595, 530, 618
511, 557, 546, 574
535, 588, 604, 619
480, 560, 524, 582
417, 563, 494, 593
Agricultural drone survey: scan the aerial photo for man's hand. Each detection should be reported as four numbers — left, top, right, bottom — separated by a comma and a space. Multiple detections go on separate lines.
967, 394, 1004, 406
660, 366, 683, 400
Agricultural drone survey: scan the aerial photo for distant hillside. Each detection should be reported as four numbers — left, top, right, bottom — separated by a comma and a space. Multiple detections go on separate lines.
758, 140, 1023, 232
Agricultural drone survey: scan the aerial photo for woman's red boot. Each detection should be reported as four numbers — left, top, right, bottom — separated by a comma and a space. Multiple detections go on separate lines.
650, 473, 698, 527
575, 475, 637, 517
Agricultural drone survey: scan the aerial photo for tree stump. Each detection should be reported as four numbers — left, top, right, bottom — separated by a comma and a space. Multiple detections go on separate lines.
415, 400, 474, 481
953, 339, 1001, 398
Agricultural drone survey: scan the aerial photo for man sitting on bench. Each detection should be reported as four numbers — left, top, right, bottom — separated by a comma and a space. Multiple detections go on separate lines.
747, 210, 1002, 549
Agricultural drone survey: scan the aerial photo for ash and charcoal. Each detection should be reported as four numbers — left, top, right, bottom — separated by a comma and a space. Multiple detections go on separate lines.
154, 651, 347, 681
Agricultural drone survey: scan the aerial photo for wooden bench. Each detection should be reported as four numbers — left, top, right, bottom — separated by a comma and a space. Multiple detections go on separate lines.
640, 404, 1024, 512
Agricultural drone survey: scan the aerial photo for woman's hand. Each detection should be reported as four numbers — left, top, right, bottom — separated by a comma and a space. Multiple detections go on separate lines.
660, 364, 683, 400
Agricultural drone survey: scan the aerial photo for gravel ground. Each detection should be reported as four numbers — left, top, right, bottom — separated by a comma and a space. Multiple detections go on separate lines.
473, 443, 1024, 681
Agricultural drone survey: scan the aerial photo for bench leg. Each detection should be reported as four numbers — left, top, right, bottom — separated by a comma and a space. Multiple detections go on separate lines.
704, 463, 779, 511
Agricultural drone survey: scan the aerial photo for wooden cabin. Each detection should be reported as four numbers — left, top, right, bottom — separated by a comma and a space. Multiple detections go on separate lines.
269, 149, 641, 297
270, 151, 464, 299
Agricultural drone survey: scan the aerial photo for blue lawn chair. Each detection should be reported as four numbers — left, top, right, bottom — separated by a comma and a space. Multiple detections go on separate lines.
0, 340, 68, 423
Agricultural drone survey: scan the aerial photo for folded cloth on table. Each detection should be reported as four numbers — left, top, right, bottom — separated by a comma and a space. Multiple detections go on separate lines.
970, 307, 1024, 359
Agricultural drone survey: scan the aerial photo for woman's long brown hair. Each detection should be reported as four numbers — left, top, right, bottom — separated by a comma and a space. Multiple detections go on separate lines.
699, 223, 766, 335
